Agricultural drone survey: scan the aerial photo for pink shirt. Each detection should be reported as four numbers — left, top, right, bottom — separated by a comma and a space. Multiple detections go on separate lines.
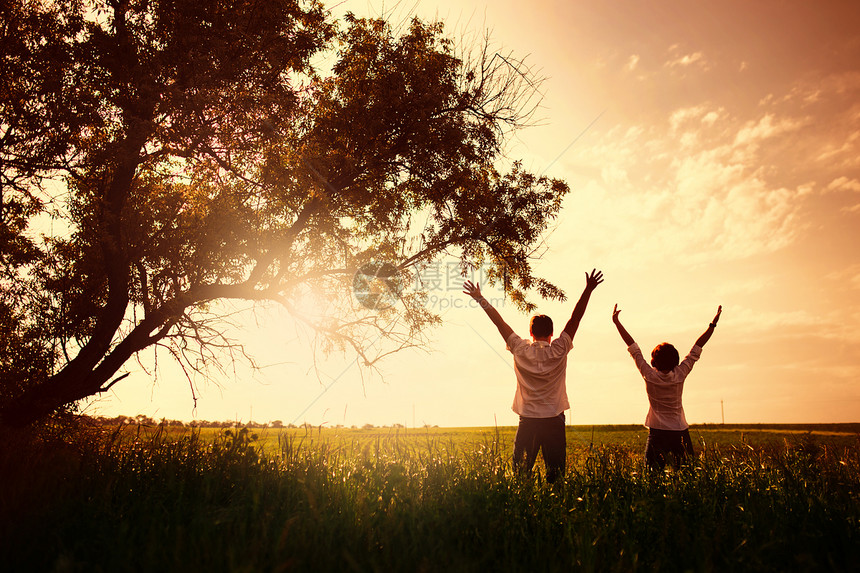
627, 342, 702, 431
506, 331, 573, 418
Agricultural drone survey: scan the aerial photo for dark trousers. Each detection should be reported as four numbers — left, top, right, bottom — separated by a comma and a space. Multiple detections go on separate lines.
645, 427, 694, 470
513, 413, 566, 483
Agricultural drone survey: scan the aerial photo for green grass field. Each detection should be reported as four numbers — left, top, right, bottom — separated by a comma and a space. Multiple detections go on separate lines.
2, 419, 858, 572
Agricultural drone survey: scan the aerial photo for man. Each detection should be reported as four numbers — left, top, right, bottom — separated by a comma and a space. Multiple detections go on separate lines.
463, 269, 604, 483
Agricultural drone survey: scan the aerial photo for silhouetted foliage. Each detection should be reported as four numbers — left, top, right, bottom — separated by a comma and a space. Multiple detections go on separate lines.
0, 0, 569, 426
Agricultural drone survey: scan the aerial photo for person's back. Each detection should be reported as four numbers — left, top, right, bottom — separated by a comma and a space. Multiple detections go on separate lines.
643, 367, 687, 429
612, 305, 722, 469
628, 342, 701, 431
507, 333, 572, 418
464, 270, 604, 483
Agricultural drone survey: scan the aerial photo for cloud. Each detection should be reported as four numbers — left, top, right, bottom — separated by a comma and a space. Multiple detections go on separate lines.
701, 111, 720, 126
826, 264, 860, 289
669, 105, 724, 134
813, 134, 860, 165
600, 164, 630, 186
718, 306, 825, 334
668, 106, 725, 149
671, 152, 800, 261
625, 54, 640, 72
762, 72, 860, 109
724, 305, 860, 347
559, 105, 810, 269
825, 176, 860, 193
733, 113, 805, 146
742, 81, 860, 197
665, 50, 706, 69
805, 71, 860, 99
669, 105, 708, 132
756, 73, 860, 171
714, 277, 767, 297
797, 182, 815, 197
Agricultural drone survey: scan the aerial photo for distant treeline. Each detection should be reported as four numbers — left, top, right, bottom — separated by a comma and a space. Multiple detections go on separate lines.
90, 416, 858, 433
693, 422, 860, 433
568, 423, 860, 434
563, 423, 860, 434
89, 415, 434, 430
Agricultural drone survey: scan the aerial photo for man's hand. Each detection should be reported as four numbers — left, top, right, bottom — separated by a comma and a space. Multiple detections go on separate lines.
462, 280, 482, 300
612, 303, 622, 324
563, 268, 604, 339
463, 280, 514, 341
585, 269, 604, 292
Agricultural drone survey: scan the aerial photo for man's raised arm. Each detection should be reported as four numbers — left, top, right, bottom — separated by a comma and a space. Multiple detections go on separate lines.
562, 269, 604, 339
463, 280, 515, 342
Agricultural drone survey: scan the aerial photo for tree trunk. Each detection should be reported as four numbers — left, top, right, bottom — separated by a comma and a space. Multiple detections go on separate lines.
0, 370, 111, 427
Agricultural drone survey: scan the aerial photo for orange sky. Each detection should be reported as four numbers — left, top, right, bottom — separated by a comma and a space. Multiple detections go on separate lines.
89, 0, 860, 427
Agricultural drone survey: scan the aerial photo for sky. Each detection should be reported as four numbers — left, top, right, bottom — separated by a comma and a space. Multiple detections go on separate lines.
86, 0, 860, 428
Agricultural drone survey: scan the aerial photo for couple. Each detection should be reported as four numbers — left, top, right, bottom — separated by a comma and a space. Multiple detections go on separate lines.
463, 269, 721, 482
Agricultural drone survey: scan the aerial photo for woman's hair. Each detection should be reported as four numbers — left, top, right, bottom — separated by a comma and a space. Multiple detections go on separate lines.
651, 343, 680, 372
529, 314, 553, 338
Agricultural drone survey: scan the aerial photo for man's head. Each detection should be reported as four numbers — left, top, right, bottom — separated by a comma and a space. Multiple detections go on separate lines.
651, 343, 680, 372
529, 314, 553, 341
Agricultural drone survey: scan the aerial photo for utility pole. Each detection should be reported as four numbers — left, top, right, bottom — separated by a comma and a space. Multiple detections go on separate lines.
721, 399, 725, 425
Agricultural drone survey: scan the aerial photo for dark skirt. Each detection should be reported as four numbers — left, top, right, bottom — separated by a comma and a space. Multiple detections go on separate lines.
645, 427, 694, 469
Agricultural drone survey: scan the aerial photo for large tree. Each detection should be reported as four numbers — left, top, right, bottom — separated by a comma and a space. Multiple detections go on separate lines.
0, 0, 570, 427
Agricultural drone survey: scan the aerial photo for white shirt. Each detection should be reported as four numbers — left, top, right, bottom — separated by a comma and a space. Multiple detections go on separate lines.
506, 331, 573, 418
627, 342, 702, 431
